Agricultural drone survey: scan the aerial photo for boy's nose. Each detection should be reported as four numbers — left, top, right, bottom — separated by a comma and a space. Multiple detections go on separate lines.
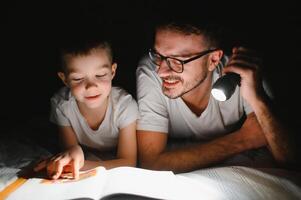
85, 80, 97, 89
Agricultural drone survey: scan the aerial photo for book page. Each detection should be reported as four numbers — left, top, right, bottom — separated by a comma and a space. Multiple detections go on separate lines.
101, 167, 219, 200
5, 167, 108, 200
4, 166, 221, 200
178, 166, 301, 200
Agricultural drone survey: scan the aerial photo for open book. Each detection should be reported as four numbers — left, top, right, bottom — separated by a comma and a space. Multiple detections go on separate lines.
3, 166, 219, 200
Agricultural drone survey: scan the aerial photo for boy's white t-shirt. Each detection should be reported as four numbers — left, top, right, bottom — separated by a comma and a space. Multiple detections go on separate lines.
50, 86, 139, 151
136, 55, 253, 141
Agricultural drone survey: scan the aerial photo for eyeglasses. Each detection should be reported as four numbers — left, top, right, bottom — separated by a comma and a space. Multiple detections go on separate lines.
148, 48, 219, 73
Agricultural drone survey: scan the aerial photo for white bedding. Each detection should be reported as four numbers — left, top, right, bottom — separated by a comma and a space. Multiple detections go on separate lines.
1, 139, 300, 200
178, 166, 301, 200
0, 138, 51, 191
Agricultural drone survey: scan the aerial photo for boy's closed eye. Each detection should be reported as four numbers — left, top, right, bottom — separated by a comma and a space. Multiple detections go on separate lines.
96, 74, 107, 78
72, 78, 84, 82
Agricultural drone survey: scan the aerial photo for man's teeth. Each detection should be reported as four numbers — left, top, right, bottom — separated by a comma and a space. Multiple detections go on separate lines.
164, 79, 178, 83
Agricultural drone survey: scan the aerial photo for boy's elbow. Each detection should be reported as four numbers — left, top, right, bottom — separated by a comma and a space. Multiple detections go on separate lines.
128, 158, 137, 167
122, 157, 137, 167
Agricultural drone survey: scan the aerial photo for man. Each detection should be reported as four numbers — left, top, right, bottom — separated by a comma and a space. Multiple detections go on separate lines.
136, 20, 296, 173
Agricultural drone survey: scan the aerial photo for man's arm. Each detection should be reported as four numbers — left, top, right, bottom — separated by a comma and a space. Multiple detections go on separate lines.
138, 112, 267, 173
224, 47, 298, 167
247, 95, 298, 166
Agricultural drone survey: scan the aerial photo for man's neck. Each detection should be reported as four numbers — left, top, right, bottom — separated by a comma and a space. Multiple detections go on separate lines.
181, 74, 213, 117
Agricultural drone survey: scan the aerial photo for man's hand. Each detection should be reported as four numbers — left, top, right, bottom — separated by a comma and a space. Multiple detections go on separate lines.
34, 145, 84, 180
223, 47, 264, 105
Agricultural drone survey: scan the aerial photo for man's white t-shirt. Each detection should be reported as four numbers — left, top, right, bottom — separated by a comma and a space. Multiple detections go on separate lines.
136, 55, 252, 141
50, 86, 139, 151
136, 55, 276, 167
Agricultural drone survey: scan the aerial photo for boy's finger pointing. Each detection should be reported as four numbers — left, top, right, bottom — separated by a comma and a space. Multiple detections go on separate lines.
33, 160, 47, 172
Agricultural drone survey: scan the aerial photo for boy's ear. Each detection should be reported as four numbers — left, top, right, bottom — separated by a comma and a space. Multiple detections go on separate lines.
57, 72, 68, 86
111, 63, 117, 79
208, 50, 223, 71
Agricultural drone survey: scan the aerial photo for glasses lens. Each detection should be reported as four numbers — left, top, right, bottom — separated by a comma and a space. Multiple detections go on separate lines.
167, 58, 183, 73
148, 49, 183, 73
149, 50, 162, 66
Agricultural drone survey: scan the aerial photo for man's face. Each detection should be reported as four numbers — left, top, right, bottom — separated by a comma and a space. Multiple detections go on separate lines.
60, 49, 116, 109
154, 29, 212, 99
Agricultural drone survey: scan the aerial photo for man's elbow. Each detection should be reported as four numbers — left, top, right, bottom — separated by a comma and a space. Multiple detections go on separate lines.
273, 151, 300, 170
138, 156, 160, 170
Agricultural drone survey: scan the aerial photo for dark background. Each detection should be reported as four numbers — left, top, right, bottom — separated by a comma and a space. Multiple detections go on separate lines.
2, 1, 300, 151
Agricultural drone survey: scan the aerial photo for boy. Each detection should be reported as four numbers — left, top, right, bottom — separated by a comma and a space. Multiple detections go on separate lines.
35, 36, 139, 179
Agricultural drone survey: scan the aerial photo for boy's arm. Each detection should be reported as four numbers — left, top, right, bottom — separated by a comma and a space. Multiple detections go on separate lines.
34, 126, 84, 179
83, 121, 137, 169
137, 112, 267, 173
58, 126, 80, 150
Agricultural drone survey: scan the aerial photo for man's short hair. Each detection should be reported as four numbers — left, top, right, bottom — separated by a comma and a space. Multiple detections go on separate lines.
154, 16, 223, 49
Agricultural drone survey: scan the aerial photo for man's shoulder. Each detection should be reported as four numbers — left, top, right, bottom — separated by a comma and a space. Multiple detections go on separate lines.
136, 54, 162, 88
136, 54, 155, 73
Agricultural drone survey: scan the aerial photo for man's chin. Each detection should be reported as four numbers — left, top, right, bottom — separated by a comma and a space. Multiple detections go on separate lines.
162, 88, 181, 99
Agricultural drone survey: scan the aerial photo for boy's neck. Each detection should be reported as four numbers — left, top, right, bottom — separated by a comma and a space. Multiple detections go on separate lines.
77, 97, 109, 131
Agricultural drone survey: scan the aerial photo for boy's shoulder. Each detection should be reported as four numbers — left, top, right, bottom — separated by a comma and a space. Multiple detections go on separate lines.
111, 86, 136, 105
111, 86, 132, 99
51, 86, 73, 105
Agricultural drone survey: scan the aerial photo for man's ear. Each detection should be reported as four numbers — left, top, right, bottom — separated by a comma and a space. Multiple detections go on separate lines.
57, 72, 68, 86
208, 50, 223, 71
111, 63, 117, 80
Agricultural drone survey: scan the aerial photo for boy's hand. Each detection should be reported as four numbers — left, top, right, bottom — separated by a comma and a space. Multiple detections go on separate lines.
34, 145, 84, 180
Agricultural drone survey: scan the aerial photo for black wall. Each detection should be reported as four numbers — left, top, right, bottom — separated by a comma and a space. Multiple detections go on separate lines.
2, 1, 300, 144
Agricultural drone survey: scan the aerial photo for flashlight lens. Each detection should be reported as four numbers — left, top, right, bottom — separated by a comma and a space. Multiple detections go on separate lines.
211, 88, 226, 101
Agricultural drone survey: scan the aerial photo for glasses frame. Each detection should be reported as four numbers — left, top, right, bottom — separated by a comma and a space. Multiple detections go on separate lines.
149, 48, 219, 73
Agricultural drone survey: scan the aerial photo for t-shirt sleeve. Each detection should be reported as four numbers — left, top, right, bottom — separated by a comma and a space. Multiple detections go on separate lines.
243, 97, 253, 115
262, 78, 274, 99
116, 94, 139, 129
49, 96, 71, 126
243, 78, 273, 115
136, 56, 169, 133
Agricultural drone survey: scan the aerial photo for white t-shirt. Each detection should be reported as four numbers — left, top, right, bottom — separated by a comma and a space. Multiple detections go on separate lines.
136, 55, 253, 141
136, 56, 277, 167
50, 86, 139, 151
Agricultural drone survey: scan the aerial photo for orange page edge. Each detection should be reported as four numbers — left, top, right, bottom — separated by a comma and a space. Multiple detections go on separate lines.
0, 178, 27, 199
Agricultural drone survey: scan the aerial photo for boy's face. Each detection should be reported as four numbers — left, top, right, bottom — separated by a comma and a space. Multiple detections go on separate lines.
59, 49, 116, 109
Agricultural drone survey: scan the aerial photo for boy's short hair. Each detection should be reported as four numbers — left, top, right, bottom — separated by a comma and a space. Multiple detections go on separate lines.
60, 33, 113, 73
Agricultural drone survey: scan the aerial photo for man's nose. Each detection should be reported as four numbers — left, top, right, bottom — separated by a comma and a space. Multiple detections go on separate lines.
157, 59, 172, 75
